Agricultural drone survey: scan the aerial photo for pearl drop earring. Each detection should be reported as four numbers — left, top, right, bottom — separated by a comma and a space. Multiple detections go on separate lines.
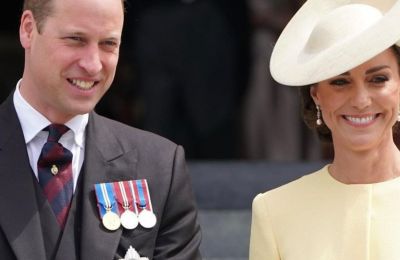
316, 105, 323, 126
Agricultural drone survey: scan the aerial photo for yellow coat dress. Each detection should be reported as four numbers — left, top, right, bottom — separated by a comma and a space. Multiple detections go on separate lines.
249, 165, 400, 260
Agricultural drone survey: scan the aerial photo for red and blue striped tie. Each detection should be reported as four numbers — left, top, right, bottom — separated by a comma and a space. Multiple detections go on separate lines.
38, 124, 73, 229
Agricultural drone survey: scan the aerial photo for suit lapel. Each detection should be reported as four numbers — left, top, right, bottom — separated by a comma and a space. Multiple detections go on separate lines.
0, 95, 47, 259
80, 112, 138, 260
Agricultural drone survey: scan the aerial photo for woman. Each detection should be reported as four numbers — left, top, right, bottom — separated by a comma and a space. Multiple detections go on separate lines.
249, 0, 400, 259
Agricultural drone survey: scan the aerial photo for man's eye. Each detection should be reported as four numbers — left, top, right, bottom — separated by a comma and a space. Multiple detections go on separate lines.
101, 41, 119, 52
63, 36, 86, 44
105, 40, 117, 46
103, 41, 118, 48
69, 36, 82, 41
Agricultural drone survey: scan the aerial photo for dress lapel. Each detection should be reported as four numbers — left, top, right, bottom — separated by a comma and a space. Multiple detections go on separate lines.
0, 95, 47, 259
80, 112, 138, 260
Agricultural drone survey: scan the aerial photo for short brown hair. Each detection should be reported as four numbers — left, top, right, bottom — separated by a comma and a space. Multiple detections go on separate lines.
23, 0, 53, 32
300, 45, 400, 144
23, 0, 125, 33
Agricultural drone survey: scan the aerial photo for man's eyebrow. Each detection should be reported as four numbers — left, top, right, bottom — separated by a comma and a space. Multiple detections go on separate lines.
61, 31, 121, 42
103, 36, 121, 42
65, 31, 85, 36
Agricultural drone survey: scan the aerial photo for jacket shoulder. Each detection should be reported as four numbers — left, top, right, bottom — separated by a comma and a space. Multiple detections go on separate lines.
92, 113, 178, 150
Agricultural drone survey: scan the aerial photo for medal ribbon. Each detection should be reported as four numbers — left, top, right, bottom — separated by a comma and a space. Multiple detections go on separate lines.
128, 180, 139, 215
94, 182, 119, 218
132, 179, 153, 212
113, 181, 136, 214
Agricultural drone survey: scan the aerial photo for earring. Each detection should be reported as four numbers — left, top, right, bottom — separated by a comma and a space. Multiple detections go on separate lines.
316, 105, 323, 126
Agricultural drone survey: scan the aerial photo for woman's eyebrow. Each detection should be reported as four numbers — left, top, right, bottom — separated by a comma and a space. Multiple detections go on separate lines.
366, 65, 390, 74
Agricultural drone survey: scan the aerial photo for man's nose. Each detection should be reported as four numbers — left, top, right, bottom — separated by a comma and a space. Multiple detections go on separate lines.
78, 45, 102, 75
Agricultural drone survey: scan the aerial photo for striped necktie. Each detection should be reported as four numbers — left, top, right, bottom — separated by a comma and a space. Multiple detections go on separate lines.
37, 124, 73, 229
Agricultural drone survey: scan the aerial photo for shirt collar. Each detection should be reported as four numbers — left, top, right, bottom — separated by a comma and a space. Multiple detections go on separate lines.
13, 79, 89, 147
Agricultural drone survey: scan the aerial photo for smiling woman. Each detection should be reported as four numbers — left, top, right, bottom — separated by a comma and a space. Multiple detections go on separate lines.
301, 46, 400, 144
310, 49, 400, 172
249, 0, 400, 259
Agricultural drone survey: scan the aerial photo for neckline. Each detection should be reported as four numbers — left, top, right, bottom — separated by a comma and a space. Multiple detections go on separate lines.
321, 164, 400, 189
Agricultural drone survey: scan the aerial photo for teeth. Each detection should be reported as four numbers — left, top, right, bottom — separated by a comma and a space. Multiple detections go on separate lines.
71, 79, 95, 90
345, 115, 375, 124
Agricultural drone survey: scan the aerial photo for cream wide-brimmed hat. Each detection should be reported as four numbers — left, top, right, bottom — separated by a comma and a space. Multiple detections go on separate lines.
270, 0, 400, 86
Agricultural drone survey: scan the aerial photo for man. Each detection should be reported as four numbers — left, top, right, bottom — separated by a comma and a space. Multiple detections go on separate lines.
0, 0, 202, 259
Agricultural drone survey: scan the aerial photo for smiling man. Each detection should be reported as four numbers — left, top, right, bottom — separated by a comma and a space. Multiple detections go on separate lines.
0, 0, 201, 259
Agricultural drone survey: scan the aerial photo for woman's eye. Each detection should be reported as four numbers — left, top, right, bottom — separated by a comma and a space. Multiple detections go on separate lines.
370, 75, 388, 83
329, 78, 349, 86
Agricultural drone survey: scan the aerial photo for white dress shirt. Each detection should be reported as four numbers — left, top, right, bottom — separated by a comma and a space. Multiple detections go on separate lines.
13, 80, 88, 191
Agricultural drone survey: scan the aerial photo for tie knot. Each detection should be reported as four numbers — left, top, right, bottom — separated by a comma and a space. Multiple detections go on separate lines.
46, 124, 69, 142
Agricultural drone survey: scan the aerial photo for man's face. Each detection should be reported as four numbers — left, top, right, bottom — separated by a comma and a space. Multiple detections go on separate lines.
19, 0, 124, 123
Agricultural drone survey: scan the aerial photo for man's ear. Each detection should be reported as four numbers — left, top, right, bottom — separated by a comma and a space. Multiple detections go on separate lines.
20, 10, 37, 49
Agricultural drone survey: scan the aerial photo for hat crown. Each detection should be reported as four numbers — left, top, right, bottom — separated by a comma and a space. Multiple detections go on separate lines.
304, 4, 382, 56
270, 0, 400, 86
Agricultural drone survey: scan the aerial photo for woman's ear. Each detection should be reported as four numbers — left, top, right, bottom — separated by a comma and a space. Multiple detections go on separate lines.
19, 10, 36, 49
310, 85, 319, 105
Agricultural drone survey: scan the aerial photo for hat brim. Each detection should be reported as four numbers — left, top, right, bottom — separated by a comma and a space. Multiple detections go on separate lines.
270, 0, 400, 86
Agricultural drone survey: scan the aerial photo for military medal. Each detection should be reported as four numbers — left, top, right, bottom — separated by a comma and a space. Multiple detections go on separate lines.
95, 179, 156, 231
138, 208, 157, 228
103, 210, 121, 231
114, 181, 139, 230
133, 180, 157, 229
120, 210, 139, 230
94, 182, 121, 231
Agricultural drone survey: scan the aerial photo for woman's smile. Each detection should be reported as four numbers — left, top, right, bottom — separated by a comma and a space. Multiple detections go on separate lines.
342, 113, 379, 127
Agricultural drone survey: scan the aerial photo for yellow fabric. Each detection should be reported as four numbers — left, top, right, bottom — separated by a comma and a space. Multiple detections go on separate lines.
249, 165, 400, 260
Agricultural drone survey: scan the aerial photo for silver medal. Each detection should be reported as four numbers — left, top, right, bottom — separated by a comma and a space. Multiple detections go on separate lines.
121, 210, 139, 230
102, 211, 121, 231
138, 209, 157, 228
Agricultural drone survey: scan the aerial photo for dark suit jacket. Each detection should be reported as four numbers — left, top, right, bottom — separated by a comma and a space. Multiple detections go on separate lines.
0, 95, 202, 260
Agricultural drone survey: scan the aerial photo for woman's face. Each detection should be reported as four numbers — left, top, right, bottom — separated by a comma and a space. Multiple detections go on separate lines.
311, 49, 400, 152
